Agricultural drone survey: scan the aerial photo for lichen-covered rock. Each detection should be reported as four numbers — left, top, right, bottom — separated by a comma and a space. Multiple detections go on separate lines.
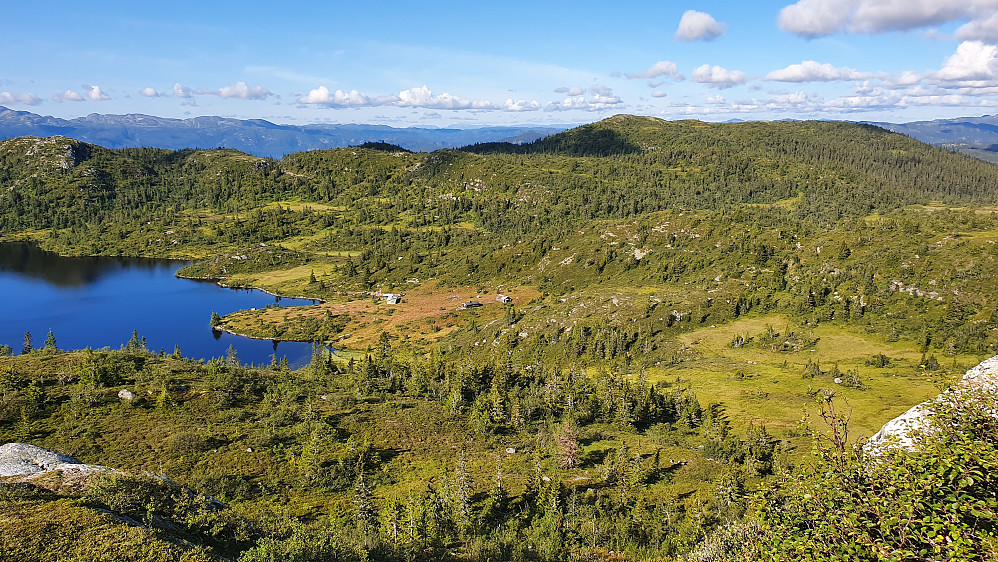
961, 355, 998, 391
0, 443, 111, 477
866, 355, 998, 453
0, 443, 115, 494
117, 389, 135, 401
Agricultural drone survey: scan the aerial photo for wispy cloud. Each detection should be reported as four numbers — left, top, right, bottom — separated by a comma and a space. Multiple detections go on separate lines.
244, 65, 334, 86
625, 61, 684, 81
766, 60, 873, 82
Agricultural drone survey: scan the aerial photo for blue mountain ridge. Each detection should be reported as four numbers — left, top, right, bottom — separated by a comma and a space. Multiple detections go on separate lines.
0, 106, 572, 157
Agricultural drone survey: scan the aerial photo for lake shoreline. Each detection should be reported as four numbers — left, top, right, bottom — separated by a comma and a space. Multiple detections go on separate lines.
177, 273, 327, 304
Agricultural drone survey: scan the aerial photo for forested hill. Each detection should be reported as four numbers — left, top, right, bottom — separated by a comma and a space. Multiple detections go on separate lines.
3, 115, 997, 236
460, 115, 998, 214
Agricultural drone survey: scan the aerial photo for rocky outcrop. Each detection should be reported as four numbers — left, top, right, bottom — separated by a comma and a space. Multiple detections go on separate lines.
0, 443, 113, 492
866, 355, 998, 453
0, 443, 101, 476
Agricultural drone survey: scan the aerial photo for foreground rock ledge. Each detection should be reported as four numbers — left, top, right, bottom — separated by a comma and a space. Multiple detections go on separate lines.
0, 442, 113, 492
866, 354, 998, 453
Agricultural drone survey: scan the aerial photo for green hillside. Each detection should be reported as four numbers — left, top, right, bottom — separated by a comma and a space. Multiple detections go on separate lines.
3, 115, 998, 560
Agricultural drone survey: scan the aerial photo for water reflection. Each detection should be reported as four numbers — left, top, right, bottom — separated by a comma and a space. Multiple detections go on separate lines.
0, 242, 173, 287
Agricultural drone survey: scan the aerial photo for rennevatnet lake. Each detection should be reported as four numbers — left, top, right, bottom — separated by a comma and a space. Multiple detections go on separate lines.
0, 242, 320, 367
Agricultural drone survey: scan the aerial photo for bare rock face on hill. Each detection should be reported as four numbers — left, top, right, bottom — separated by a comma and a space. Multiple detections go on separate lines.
866, 355, 998, 453
0, 442, 114, 493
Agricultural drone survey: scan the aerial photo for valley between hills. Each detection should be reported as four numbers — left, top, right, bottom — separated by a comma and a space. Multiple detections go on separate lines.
2, 114, 998, 560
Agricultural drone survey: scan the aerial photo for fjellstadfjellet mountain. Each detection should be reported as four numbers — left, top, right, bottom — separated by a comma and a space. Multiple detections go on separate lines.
3, 114, 998, 560
7, 0, 998, 559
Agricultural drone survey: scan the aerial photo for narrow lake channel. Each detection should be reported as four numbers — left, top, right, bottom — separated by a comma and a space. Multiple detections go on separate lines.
0, 242, 319, 368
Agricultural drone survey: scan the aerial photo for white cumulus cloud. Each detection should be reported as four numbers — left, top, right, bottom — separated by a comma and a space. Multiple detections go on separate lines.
766, 60, 872, 82
298, 86, 373, 106
0, 91, 41, 106
397, 86, 494, 109
554, 86, 586, 96
85, 85, 110, 101
139, 87, 159, 97
626, 61, 684, 81
691, 65, 748, 88
210, 81, 271, 100
174, 81, 271, 101
53, 89, 85, 102
651, 91, 667, 98
931, 40, 998, 85
297, 85, 495, 111
173, 83, 193, 98
779, 0, 998, 38
778, 0, 854, 37
674, 10, 727, 42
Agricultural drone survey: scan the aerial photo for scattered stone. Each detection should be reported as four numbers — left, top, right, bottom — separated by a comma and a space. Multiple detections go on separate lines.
505, 447, 516, 454
833, 378, 842, 384
117, 389, 135, 401
246, 447, 253, 453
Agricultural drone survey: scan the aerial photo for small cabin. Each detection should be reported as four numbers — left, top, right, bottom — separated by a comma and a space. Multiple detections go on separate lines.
462, 301, 483, 309
496, 294, 513, 304
385, 293, 401, 305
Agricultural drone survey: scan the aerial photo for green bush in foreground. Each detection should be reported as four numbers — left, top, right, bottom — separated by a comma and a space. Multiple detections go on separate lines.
702, 388, 998, 561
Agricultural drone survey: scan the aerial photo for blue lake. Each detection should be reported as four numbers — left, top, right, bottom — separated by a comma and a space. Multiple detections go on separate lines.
0, 242, 320, 368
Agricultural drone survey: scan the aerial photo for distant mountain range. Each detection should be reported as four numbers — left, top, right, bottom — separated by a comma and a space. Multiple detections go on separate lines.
3, 106, 998, 163
865, 115, 998, 163
0, 106, 570, 158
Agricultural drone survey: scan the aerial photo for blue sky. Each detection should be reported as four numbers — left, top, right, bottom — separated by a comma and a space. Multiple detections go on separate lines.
3, 0, 998, 126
